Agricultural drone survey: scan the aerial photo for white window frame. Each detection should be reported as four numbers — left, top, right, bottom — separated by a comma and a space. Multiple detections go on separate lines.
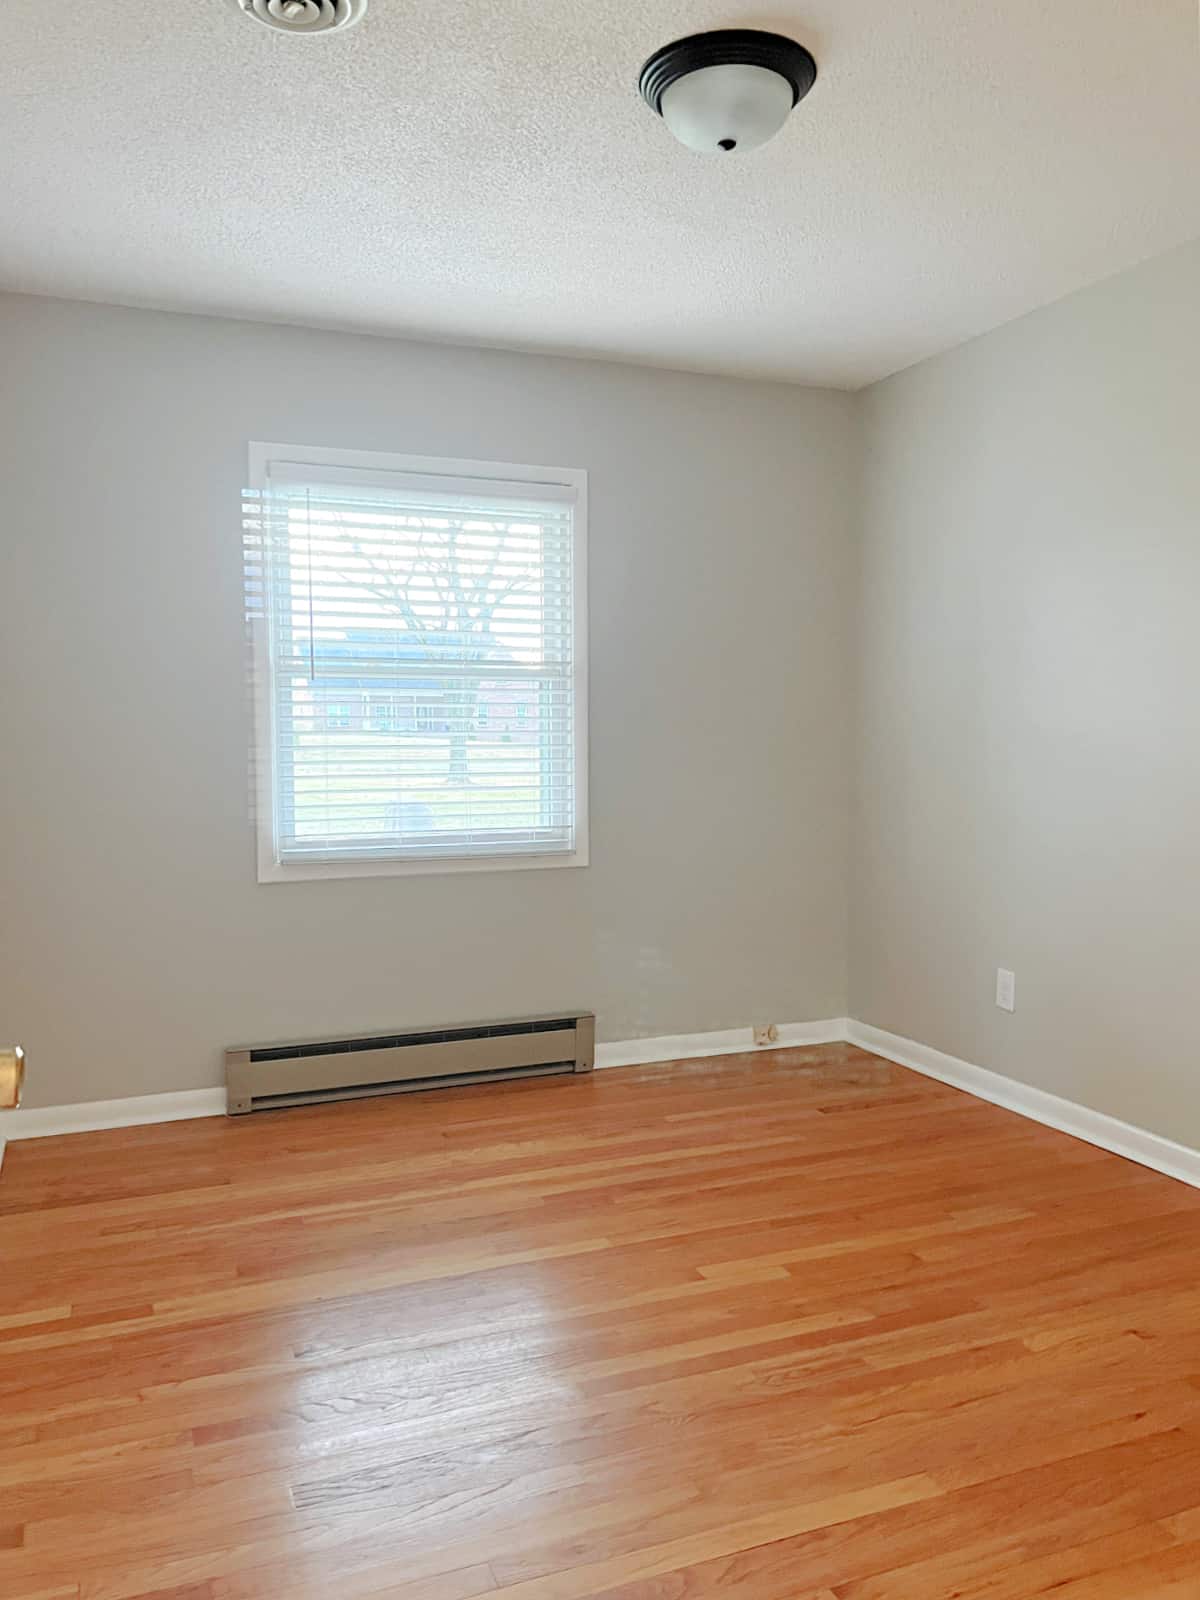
248, 442, 589, 883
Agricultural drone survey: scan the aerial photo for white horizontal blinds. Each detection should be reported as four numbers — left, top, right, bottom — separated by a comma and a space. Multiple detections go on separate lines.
245, 466, 577, 863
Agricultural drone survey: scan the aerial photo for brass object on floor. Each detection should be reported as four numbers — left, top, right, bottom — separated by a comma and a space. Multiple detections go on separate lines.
0, 1045, 24, 1110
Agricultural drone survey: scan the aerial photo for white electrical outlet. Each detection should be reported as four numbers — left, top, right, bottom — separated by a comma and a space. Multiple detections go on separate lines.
996, 968, 1016, 1013
753, 1023, 780, 1046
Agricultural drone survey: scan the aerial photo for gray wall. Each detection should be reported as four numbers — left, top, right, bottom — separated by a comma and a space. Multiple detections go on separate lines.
852, 239, 1200, 1146
0, 295, 855, 1108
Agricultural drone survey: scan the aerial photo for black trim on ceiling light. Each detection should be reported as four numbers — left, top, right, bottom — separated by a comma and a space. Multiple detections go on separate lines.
638, 29, 818, 116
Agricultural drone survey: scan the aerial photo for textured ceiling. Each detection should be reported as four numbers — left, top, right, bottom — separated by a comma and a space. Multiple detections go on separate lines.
2, 0, 1199, 387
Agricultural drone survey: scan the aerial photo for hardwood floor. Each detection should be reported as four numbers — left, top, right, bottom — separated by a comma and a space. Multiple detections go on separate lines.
4, 1043, 1200, 1599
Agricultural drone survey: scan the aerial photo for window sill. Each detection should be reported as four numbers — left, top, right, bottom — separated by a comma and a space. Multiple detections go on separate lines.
257, 848, 589, 884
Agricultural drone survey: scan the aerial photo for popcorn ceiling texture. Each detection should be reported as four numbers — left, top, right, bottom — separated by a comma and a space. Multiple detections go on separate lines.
1, 0, 1198, 387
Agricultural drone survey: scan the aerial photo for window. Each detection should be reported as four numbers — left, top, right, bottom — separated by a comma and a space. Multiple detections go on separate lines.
368, 694, 398, 732
245, 444, 587, 880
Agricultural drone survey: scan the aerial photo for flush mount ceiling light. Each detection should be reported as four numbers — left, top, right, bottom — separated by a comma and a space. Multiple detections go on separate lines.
227, 0, 367, 34
638, 29, 817, 155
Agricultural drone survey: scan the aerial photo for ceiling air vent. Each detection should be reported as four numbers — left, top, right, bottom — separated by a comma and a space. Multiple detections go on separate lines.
228, 0, 367, 35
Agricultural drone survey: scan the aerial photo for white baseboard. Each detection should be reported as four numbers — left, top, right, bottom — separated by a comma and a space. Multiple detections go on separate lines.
845, 1019, 1200, 1190
3, 1088, 225, 1147
0, 1022, 849, 1152
4, 1019, 1197, 1198
595, 1019, 849, 1070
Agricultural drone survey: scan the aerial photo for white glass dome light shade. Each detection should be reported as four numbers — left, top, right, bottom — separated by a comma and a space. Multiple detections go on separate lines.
639, 30, 817, 156
660, 62, 795, 155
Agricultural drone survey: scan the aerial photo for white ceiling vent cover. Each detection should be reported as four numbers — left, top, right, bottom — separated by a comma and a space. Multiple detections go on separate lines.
228, 0, 367, 34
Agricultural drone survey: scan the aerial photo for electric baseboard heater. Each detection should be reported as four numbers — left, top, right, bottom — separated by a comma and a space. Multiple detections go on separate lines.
225, 1010, 595, 1115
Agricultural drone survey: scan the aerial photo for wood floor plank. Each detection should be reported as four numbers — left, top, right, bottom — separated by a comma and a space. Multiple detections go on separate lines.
3, 1046, 1200, 1598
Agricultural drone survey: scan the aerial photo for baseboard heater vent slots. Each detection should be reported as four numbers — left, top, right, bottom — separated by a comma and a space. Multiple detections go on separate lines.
224, 1011, 595, 1115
